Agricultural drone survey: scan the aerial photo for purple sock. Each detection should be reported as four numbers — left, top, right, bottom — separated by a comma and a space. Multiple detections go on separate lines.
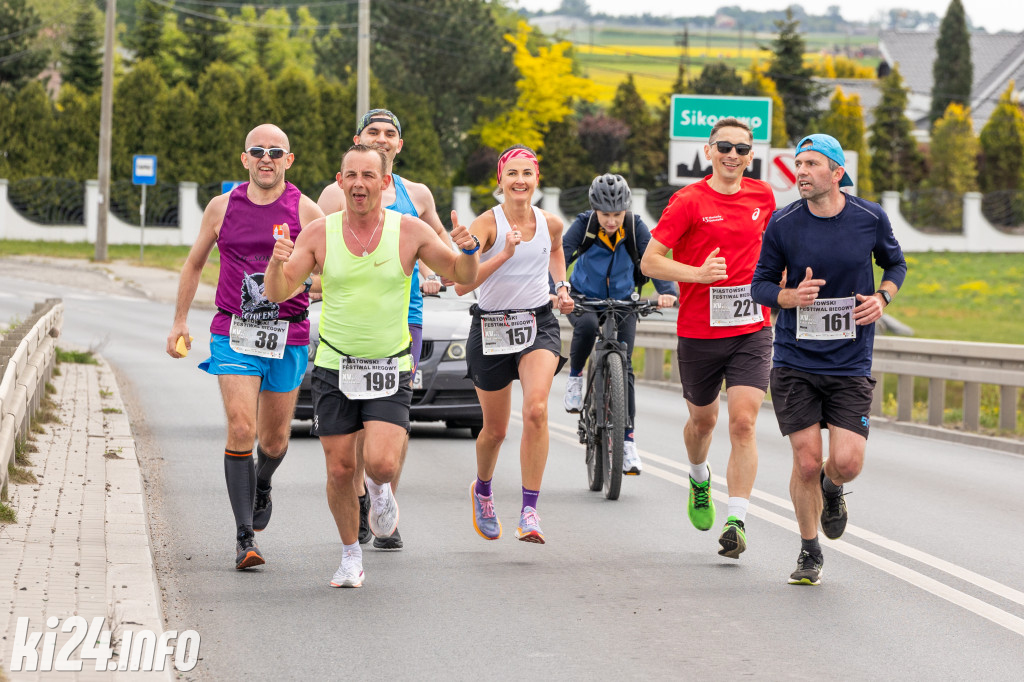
475, 477, 492, 497
522, 487, 539, 511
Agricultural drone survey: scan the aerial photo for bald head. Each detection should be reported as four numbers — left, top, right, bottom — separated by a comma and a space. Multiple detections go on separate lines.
245, 123, 290, 151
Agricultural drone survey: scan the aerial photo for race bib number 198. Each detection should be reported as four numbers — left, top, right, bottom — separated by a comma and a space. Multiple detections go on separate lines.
710, 284, 763, 327
481, 312, 537, 355
229, 316, 289, 358
337, 356, 400, 399
797, 297, 856, 340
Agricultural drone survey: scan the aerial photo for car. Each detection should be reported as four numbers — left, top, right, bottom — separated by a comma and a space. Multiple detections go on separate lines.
294, 285, 483, 437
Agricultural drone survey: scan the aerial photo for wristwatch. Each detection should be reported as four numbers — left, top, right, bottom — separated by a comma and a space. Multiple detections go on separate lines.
554, 280, 571, 293
460, 235, 481, 255
876, 289, 892, 306
426, 274, 441, 282
303, 277, 313, 294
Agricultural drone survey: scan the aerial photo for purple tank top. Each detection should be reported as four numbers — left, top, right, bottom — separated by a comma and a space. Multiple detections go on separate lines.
211, 182, 310, 345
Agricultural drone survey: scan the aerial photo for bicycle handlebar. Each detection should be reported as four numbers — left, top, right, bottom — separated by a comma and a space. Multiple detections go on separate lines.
571, 295, 663, 318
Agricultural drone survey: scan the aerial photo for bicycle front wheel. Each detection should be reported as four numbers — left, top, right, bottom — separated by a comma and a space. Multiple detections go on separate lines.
602, 352, 626, 500
584, 363, 603, 492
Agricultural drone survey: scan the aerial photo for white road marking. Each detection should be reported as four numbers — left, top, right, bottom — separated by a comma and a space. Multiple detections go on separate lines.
537, 417, 1024, 637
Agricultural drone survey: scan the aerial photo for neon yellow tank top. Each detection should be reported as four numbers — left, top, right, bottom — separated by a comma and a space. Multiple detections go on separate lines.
314, 209, 412, 371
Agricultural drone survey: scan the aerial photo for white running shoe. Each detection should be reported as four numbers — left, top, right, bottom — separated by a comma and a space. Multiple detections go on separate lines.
564, 375, 584, 413
622, 441, 642, 475
367, 478, 399, 539
330, 550, 364, 588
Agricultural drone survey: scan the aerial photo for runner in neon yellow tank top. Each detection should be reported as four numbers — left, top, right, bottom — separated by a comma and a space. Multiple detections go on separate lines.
264, 144, 480, 588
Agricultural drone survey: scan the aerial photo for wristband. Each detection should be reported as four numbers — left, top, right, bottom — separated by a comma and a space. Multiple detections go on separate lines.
554, 280, 571, 293
460, 235, 481, 255
876, 289, 891, 306
303, 277, 313, 294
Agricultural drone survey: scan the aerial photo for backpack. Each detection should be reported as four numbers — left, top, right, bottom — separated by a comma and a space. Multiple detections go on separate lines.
572, 211, 650, 293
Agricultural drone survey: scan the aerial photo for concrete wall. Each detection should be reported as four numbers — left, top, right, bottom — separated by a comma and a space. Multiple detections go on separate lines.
2, 178, 1023, 253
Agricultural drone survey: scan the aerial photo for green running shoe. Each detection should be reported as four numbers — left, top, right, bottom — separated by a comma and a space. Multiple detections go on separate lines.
717, 516, 746, 559
687, 465, 715, 531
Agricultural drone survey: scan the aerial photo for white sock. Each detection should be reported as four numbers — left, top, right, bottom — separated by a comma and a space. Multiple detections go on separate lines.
727, 497, 749, 522
364, 474, 386, 499
689, 462, 710, 483
343, 542, 361, 560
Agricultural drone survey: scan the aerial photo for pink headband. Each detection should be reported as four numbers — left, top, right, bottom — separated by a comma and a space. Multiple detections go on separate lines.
496, 148, 539, 184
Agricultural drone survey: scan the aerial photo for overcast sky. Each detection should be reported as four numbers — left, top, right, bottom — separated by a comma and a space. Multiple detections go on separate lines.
512, 1, 1024, 33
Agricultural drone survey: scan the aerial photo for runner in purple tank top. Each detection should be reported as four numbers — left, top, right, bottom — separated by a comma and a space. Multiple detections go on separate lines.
166, 123, 324, 570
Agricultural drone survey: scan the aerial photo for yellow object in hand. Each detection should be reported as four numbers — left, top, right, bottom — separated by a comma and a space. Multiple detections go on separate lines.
175, 336, 194, 357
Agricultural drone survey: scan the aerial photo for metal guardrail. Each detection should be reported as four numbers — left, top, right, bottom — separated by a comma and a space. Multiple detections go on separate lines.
1, 298, 62, 500
558, 314, 1023, 444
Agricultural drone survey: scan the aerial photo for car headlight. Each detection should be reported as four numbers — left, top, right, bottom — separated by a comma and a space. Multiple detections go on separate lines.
443, 340, 467, 361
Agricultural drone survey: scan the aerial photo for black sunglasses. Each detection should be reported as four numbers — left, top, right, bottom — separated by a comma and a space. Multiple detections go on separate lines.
247, 146, 289, 160
712, 141, 752, 155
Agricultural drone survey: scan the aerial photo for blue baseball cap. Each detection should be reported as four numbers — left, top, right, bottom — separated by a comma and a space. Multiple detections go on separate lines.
356, 108, 402, 137
796, 134, 854, 187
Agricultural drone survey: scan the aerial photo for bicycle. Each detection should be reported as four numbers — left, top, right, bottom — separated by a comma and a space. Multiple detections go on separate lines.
572, 295, 660, 500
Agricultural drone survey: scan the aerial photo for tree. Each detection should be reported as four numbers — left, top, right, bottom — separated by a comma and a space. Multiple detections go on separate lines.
272, 66, 328, 194
179, 9, 237, 88
978, 83, 1024, 193
0, 0, 48, 92
226, 7, 317, 80
153, 82, 198, 183
817, 87, 872, 196
869, 65, 923, 193
111, 60, 167, 181
577, 113, 629, 171
61, 0, 103, 95
748, 62, 788, 146
0, 89, 13, 178
54, 84, 100, 181
921, 102, 978, 229
610, 75, 663, 187
475, 21, 598, 157
387, 90, 446, 191
929, 0, 972, 126
766, 9, 825, 143
125, 0, 165, 63
194, 63, 249, 185
5, 81, 57, 178
537, 118, 595, 189
690, 62, 759, 97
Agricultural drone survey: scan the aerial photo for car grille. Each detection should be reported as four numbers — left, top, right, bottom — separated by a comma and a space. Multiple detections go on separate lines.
420, 340, 435, 360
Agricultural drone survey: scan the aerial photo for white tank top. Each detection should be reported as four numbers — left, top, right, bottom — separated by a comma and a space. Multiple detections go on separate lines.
478, 205, 552, 312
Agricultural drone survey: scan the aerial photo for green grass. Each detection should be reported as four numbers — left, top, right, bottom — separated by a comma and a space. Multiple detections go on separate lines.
0, 501, 16, 524
0, 240, 220, 286
56, 347, 98, 364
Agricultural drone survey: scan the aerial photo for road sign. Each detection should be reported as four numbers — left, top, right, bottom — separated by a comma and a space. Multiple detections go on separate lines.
668, 140, 769, 185
670, 95, 772, 143
222, 181, 244, 194
132, 155, 157, 186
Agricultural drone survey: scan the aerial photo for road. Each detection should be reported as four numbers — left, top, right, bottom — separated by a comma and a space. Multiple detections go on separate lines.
2, 262, 1023, 680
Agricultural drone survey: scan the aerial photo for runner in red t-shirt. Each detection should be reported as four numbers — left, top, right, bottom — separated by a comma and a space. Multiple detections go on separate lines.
641, 117, 776, 560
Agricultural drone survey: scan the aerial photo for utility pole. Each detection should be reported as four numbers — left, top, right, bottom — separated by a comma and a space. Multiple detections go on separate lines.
95, 0, 116, 262
357, 0, 370, 122
675, 27, 689, 89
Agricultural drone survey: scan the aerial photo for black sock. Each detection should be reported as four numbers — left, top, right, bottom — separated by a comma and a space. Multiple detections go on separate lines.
224, 449, 255, 532
821, 468, 843, 496
801, 536, 822, 558
256, 445, 286, 490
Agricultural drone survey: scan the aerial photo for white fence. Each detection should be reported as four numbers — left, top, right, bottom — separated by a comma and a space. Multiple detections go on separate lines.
0, 299, 62, 499
2, 178, 1023, 253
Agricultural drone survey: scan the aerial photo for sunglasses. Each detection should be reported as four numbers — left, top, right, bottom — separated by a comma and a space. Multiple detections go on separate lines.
712, 141, 753, 155
246, 146, 289, 160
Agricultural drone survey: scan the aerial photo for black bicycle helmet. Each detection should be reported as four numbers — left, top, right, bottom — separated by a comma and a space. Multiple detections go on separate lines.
588, 173, 632, 212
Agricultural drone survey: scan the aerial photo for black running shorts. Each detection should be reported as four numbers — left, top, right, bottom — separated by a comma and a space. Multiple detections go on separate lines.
769, 366, 876, 438
311, 366, 413, 436
676, 327, 772, 407
466, 305, 565, 392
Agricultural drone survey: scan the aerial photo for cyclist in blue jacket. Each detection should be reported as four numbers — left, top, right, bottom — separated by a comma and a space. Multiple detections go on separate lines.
560, 174, 678, 474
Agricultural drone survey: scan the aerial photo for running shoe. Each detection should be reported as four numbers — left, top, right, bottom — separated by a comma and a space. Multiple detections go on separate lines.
717, 516, 746, 559
820, 468, 848, 539
515, 506, 545, 544
788, 549, 823, 586
367, 477, 399, 539
622, 441, 642, 475
687, 464, 716, 531
252, 485, 272, 532
235, 528, 265, 570
330, 549, 364, 588
470, 480, 502, 540
563, 375, 584, 413
358, 493, 371, 545
373, 527, 403, 550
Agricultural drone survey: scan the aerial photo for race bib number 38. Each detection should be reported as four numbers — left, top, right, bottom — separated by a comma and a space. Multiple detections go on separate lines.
797, 297, 856, 340
229, 316, 289, 358
481, 311, 537, 355
710, 284, 764, 327
338, 356, 400, 399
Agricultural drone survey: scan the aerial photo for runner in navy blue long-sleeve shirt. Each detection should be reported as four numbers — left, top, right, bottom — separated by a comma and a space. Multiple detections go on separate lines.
751, 134, 906, 586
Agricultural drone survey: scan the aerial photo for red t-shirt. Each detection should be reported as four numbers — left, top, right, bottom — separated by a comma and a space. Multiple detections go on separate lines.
652, 176, 776, 339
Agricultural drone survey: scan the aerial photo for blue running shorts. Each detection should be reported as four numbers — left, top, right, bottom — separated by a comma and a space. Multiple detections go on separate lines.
199, 334, 309, 393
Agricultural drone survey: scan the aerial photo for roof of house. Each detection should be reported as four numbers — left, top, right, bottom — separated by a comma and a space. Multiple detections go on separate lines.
878, 30, 1024, 133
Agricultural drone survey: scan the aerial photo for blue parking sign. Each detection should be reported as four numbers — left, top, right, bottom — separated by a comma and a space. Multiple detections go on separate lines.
222, 181, 245, 194
132, 155, 157, 185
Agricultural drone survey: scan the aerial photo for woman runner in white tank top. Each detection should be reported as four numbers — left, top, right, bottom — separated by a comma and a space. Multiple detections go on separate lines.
455, 145, 574, 545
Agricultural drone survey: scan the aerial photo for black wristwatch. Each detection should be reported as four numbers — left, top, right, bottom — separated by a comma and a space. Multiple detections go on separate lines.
876, 289, 891, 306
303, 277, 313, 294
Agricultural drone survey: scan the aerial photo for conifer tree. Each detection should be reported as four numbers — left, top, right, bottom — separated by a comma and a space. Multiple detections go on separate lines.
61, 1, 103, 95
0, 0, 48, 91
610, 75, 662, 187
54, 84, 100, 181
125, 0, 165, 63
817, 87, 872, 196
929, 0, 972, 126
273, 66, 328, 194
766, 9, 825, 143
869, 65, 923, 193
6, 81, 57, 178
978, 83, 1024, 193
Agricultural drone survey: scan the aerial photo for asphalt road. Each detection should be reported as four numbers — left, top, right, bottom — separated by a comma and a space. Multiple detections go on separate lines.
2, 262, 1023, 681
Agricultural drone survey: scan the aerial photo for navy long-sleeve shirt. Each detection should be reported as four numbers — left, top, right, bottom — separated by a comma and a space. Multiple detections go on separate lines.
558, 211, 677, 300
751, 196, 907, 376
